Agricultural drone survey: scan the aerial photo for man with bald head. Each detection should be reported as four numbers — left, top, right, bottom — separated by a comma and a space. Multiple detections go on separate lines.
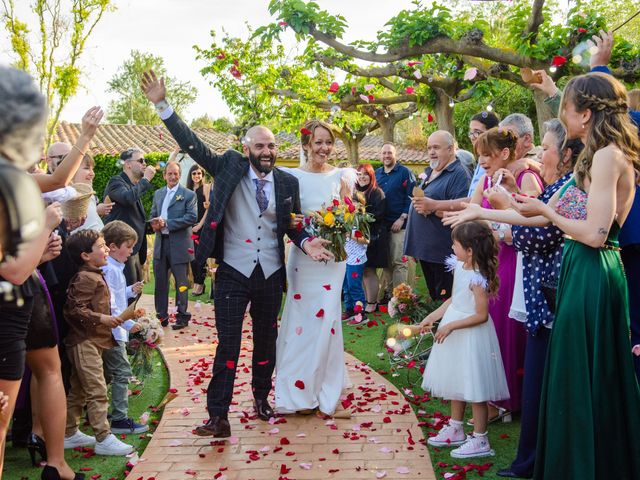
46, 142, 71, 172
406, 130, 470, 300
141, 70, 331, 438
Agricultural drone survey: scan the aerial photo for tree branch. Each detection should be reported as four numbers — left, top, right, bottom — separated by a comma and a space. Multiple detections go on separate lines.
309, 24, 546, 69
526, 0, 546, 44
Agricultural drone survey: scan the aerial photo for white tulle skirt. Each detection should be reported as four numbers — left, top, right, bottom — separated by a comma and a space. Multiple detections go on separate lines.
421, 305, 510, 403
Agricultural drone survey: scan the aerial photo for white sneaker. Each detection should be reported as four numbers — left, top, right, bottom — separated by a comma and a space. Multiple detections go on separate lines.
64, 430, 96, 449
95, 433, 134, 456
427, 422, 466, 447
451, 434, 495, 458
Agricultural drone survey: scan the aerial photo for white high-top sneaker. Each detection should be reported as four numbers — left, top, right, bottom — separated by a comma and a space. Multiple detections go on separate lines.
94, 434, 134, 456
427, 421, 466, 447
451, 433, 495, 458
64, 430, 96, 449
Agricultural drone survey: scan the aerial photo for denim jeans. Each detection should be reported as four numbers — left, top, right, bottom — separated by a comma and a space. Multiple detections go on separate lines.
102, 341, 132, 422
343, 264, 366, 311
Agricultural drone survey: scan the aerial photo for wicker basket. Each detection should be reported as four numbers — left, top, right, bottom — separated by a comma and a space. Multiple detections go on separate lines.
61, 183, 95, 221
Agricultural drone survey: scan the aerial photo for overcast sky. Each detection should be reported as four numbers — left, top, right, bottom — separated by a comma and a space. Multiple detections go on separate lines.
1, 0, 418, 123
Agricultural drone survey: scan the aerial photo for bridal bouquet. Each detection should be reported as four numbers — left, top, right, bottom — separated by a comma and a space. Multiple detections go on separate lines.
306, 193, 374, 262
128, 308, 164, 379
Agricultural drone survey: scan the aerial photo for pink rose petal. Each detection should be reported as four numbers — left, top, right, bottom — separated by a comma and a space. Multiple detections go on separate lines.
295, 326, 303, 335
376, 472, 388, 479
359, 94, 370, 103
396, 466, 410, 474
463, 67, 478, 81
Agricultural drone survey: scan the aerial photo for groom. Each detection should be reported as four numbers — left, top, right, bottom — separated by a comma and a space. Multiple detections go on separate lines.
141, 70, 332, 438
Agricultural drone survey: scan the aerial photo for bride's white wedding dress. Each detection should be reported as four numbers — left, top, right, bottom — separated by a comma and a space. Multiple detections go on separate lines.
275, 167, 350, 415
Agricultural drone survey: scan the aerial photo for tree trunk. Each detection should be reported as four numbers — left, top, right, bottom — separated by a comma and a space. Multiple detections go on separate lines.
433, 88, 455, 134
340, 135, 360, 165
533, 90, 556, 139
376, 116, 396, 143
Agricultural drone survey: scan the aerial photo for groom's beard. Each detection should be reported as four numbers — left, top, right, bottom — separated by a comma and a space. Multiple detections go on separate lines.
249, 150, 276, 174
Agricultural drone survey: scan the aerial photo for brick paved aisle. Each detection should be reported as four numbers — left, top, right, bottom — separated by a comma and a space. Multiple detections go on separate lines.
129, 295, 435, 480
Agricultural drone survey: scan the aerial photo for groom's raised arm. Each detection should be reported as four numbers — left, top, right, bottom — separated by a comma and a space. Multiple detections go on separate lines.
141, 70, 228, 177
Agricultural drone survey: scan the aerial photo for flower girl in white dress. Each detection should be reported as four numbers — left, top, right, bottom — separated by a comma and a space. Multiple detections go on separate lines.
418, 221, 509, 459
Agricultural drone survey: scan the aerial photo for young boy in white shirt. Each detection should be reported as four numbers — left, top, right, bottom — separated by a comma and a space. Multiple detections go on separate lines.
101, 220, 147, 434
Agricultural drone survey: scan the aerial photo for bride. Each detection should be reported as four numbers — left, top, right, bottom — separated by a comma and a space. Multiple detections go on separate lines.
275, 120, 354, 416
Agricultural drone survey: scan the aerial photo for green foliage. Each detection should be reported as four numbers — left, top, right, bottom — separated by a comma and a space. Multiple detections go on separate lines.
107, 50, 197, 125
190, 114, 234, 132
93, 152, 169, 215
265, 0, 347, 39
0, 0, 113, 147
378, 1, 454, 48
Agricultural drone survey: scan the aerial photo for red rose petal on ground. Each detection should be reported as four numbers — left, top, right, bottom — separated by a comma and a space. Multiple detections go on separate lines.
406, 360, 416, 369
323, 284, 331, 290
332, 448, 340, 454
379, 305, 388, 313
329, 469, 340, 473
280, 437, 290, 445
500, 433, 510, 439
169, 388, 178, 393
294, 380, 305, 389
226, 360, 235, 369
383, 416, 392, 423
316, 309, 324, 318
280, 464, 292, 474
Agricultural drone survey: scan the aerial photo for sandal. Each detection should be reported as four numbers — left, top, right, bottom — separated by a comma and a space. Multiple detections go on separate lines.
365, 302, 378, 313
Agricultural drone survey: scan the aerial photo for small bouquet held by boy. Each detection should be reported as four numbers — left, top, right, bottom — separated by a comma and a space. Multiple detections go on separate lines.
127, 308, 164, 379
304, 193, 374, 262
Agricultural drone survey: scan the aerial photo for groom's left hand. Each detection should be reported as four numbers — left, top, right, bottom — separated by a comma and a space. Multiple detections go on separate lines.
303, 237, 333, 262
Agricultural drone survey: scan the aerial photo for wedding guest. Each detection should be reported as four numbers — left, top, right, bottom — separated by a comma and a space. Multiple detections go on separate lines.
101, 221, 146, 435
445, 119, 584, 477
356, 164, 388, 313
407, 130, 470, 300
375, 143, 415, 302
500, 71, 640, 480
103, 148, 156, 284
467, 111, 501, 194
186, 164, 211, 296
63, 230, 134, 456
149, 161, 197, 330
471, 128, 542, 419
0, 66, 101, 480
419, 221, 508, 459
68, 153, 113, 233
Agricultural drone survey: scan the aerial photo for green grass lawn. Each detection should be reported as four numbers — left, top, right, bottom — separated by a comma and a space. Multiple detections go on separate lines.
4, 349, 168, 480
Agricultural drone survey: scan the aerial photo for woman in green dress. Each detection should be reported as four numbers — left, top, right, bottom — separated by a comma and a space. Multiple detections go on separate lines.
511, 72, 640, 479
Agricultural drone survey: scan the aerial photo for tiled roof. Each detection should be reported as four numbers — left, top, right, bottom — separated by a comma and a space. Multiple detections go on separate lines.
54, 122, 430, 164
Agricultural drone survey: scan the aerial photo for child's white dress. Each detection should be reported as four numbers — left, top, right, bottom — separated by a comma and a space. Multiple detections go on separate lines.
422, 256, 509, 403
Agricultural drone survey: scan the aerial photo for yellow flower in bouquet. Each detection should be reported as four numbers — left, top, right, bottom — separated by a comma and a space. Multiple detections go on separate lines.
305, 195, 374, 262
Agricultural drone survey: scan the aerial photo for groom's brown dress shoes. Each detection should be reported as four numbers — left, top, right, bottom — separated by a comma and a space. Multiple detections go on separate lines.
193, 416, 231, 438
254, 398, 275, 421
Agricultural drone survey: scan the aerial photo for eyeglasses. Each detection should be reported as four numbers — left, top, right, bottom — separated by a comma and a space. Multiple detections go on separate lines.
191, 171, 203, 175
468, 130, 485, 140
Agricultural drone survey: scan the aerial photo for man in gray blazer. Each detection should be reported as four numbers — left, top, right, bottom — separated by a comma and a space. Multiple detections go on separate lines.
150, 161, 197, 330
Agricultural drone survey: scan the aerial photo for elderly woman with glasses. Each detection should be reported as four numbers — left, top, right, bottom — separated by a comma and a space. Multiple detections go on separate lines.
103, 148, 157, 284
